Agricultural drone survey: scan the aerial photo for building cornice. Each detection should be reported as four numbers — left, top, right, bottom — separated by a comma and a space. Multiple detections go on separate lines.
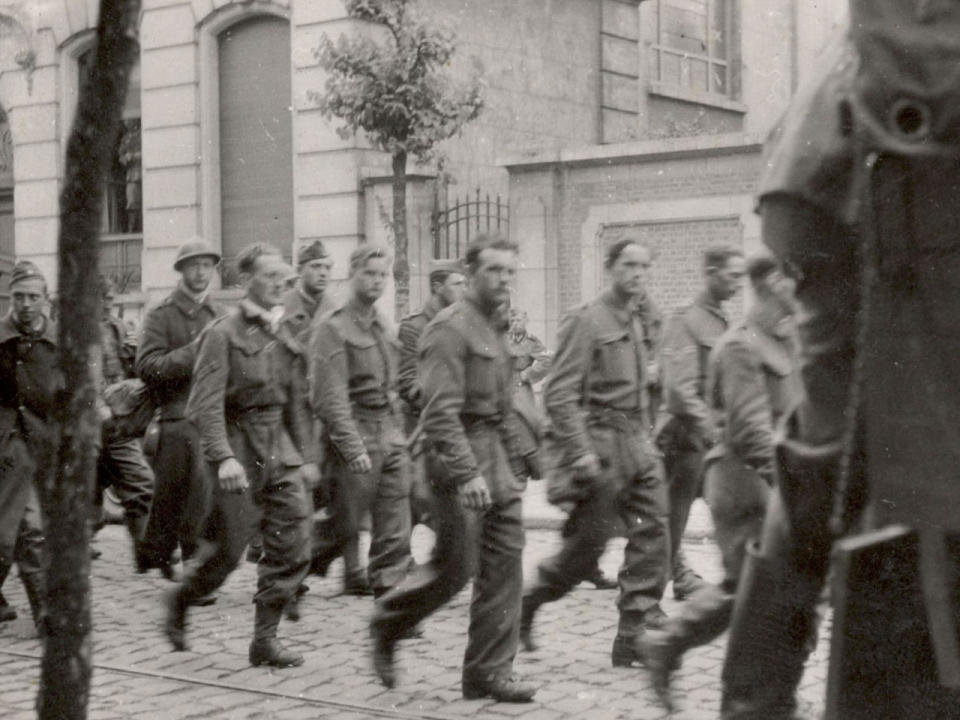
498, 132, 764, 172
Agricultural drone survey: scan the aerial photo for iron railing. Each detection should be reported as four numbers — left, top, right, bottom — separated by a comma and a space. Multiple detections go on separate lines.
432, 187, 509, 260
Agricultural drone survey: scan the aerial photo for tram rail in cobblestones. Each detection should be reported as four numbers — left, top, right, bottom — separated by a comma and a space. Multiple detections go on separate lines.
0, 648, 461, 720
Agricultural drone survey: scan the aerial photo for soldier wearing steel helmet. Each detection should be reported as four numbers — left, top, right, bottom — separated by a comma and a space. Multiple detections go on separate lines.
135, 238, 225, 580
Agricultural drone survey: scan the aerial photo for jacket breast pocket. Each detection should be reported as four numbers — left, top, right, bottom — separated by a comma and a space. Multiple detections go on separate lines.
345, 336, 382, 386
229, 336, 272, 388
595, 331, 637, 385
465, 338, 499, 406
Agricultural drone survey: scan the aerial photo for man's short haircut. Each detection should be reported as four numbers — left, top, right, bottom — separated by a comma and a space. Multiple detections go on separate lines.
349, 244, 391, 274
746, 253, 779, 286
236, 242, 282, 276
704, 245, 744, 272
605, 238, 650, 270
463, 233, 519, 273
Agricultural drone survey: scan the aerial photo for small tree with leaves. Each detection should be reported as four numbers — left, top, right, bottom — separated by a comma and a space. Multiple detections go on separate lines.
312, 0, 483, 318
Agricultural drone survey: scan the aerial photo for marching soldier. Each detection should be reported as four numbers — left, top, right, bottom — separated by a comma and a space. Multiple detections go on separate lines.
656, 247, 744, 601
370, 234, 535, 702
521, 238, 670, 668
280, 240, 336, 341
397, 257, 466, 526
309, 244, 412, 598
0, 261, 58, 634
165, 243, 318, 668
640, 254, 800, 710
136, 239, 224, 580
95, 277, 154, 567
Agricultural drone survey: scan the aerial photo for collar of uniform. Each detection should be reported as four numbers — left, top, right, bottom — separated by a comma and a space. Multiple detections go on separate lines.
422, 293, 445, 321
239, 298, 283, 332
342, 294, 385, 332
599, 288, 636, 325
695, 290, 727, 323
0, 311, 56, 346
172, 284, 214, 317
298, 285, 322, 316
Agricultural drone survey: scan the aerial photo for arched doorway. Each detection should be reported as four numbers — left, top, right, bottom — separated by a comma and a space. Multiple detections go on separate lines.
0, 104, 13, 313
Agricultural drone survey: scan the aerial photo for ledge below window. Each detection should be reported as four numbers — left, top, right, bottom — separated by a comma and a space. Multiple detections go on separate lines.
648, 82, 748, 114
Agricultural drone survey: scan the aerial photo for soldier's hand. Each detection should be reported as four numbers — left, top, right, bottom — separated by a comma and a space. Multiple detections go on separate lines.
300, 462, 321, 489
459, 476, 492, 511
572, 452, 602, 482
218, 457, 248, 494
348, 453, 373, 474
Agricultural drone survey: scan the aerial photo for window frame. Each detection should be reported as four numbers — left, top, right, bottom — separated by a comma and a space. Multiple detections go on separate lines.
648, 0, 738, 102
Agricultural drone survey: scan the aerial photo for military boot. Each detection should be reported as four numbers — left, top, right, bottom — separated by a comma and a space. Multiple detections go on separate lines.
611, 605, 667, 667
720, 542, 821, 720
21, 571, 48, 637
672, 548, 708, 600
462, 673, 537, 703
249, 602, 303, 668
370, 622, 397, 688
164, 586, 191, 651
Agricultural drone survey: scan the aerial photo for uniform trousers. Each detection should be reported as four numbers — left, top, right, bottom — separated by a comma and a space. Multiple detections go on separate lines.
96, 436, 154, 525
0, 468, 45, 595
372, 441, 525, 682
653, 455, 769, 653
661, 429, 706, 572
528, 417, 669, 628
312, 410, 412, 594
141, 418, 213, 563
183, 464, 311, 609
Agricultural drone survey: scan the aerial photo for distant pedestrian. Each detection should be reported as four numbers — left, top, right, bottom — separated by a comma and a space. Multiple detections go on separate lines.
370, 234, 536, 703
165, 243, 318, 668
521, 238, 670, 668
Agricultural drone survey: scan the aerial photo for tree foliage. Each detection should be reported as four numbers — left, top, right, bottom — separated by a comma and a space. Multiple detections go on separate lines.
312, 0, 484, 163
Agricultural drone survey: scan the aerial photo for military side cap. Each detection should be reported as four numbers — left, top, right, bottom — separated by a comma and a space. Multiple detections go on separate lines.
10, 260, 45, 286
428, 258, 464, 276
349, 243, 391, 270
297, 240, 330, 266
173, 238, 221, 271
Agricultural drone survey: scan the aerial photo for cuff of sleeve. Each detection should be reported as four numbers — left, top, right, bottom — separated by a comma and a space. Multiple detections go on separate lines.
207, 446, 234, 465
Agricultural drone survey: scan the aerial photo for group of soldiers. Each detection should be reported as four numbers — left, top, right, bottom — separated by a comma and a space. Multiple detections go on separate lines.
0, 221, 816, 715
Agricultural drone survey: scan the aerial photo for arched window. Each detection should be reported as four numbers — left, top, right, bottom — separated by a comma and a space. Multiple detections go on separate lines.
217, 15, 293, 285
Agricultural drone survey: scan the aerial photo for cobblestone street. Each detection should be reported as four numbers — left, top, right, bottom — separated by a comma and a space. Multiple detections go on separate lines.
0, 498, 829, 720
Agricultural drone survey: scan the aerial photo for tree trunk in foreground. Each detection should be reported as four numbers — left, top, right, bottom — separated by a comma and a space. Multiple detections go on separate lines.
39, 0, 140, 718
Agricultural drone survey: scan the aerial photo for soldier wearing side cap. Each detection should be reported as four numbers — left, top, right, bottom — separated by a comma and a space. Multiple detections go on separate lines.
0, 261, 58, 634
136, 239, 225, 580
308, 244, 413, 597
398, 257, 466, 527
165, 243, 318, 668
280, 240, 336, 342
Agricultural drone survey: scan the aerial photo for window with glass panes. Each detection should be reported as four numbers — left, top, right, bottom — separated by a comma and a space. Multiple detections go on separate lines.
78, 48, 143, 291
647, 0, 731, 97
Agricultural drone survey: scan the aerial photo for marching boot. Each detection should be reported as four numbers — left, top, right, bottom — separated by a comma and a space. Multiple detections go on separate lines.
249, 602, 303, 668
672, 548, 708, 600
611, 605, 667, 667
284, 584, 308, 622
0, 561, 16, 623
720, 542, 821, 720
164, 586, 191, 651
519, 595, 539, 652
126, 513, 150, 573
21, 571, 48, 637
639, 584, 733, 711
370, 622, 397, 688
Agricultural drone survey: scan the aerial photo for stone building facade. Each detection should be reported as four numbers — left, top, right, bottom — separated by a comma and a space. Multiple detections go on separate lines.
0, 0, 844, 338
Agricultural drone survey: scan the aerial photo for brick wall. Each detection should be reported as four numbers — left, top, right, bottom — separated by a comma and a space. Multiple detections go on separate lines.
600, 217, 743, 318
555, 150, 760, 314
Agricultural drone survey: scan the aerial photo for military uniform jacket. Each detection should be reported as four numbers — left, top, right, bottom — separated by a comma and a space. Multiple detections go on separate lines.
186, 302, 317, 479
280, 285, 335, 344
309, 297, 398, 464
658, 292, 728, 442
397, 294, 444, 417
544, 289, 650, 464
0, 313, 60, 442
419, 296, 524, 496
136, 286, 224, 420
704, 314, 801, 476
